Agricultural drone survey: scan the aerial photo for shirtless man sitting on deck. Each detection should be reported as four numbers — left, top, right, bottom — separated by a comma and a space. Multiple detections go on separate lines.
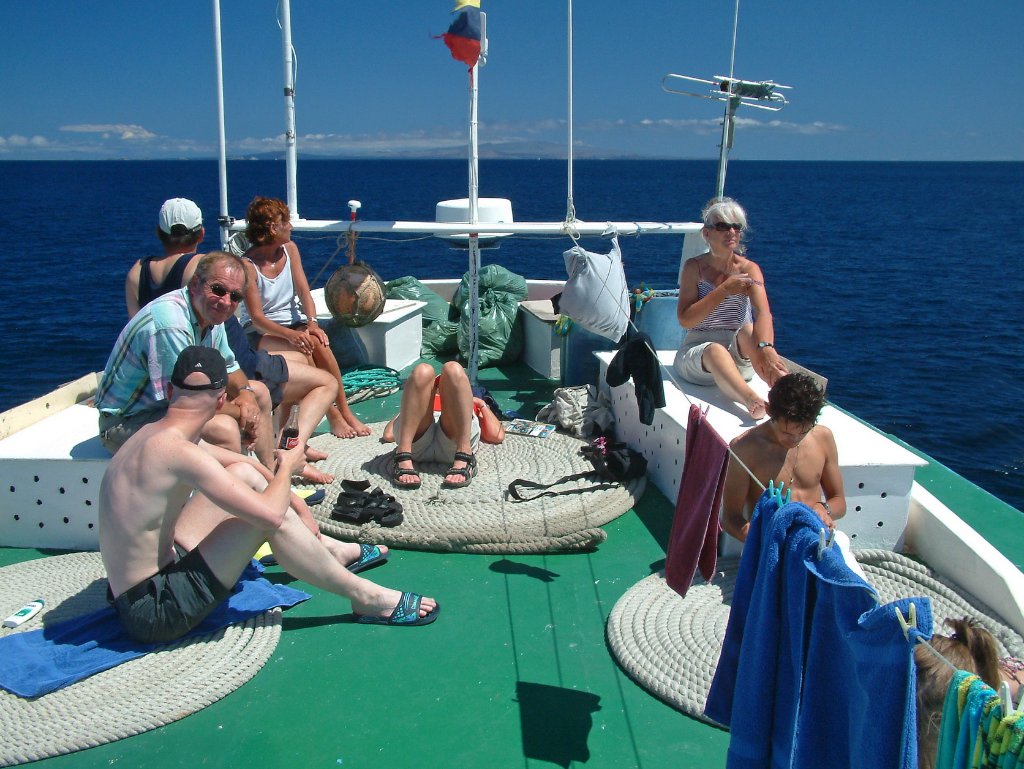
99, 346, 439, 643
721, 372, 846, 542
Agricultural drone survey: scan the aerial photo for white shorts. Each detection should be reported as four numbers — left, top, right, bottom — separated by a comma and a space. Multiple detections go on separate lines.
393, 413, 481, 464
673, 328, 754, 385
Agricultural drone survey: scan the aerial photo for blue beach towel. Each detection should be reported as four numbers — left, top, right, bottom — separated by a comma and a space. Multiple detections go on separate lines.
704, 493, 825, 766
0, 561, 310, 698
704, 490, 930, 769
798, 547, 930, 769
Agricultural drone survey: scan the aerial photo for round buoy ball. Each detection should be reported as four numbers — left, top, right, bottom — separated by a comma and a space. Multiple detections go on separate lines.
324, 263, 387, 327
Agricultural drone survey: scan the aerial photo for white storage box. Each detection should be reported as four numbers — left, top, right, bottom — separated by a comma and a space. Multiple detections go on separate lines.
520, 300, 561, 379
316, 299, 425, 372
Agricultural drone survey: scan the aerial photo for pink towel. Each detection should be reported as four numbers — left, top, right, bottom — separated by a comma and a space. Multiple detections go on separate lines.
665, 404, 730, 596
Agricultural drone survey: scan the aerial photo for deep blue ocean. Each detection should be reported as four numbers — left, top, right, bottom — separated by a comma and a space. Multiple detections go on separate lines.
0, 159, 1021, 511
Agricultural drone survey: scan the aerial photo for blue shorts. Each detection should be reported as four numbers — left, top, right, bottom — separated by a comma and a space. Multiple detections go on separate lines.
252, 351, 289, 409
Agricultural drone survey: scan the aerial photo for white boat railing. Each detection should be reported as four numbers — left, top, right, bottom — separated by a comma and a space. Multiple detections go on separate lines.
224, 219, 704, 237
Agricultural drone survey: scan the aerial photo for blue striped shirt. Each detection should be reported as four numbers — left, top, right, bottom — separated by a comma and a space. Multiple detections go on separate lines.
96, 287, 239, 417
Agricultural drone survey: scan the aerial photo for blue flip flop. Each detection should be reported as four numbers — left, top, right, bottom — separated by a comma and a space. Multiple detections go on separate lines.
355, 592, 440, 627
347, 543, 390, 574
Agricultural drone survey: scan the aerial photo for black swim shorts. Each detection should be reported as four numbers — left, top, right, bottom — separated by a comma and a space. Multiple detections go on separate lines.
252, 350, 289, 409
109, 547, 232, 644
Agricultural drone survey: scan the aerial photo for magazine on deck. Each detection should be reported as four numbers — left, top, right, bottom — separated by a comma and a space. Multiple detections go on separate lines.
505, 419, 557, 438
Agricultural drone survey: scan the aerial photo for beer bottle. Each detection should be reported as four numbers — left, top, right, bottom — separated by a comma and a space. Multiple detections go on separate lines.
279, 405, 300, 449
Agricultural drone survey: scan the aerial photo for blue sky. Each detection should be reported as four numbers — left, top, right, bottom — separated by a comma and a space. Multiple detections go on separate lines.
3, 1, 1022, 161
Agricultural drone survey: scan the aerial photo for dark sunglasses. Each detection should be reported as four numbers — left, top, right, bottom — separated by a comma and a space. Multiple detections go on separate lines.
204, 280, 244, 303
708, 221, 744, 232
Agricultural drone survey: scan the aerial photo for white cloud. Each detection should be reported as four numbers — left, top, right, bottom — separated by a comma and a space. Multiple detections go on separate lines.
59, 123, 157, 141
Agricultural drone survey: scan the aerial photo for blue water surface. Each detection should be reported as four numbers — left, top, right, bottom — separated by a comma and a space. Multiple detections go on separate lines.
0, 159, 1021, 510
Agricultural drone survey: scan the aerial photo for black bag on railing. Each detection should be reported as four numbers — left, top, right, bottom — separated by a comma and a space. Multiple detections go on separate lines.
506, 437, 647, 502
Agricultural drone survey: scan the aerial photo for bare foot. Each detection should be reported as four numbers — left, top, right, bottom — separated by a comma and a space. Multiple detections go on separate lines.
299, 463, 335, 484
351, 584, 438, 622
321, 539, 389, 569
747, 398, 767, 420
345, 414, 372, 437
328, 412, 357, 439
305, 447, 329, 462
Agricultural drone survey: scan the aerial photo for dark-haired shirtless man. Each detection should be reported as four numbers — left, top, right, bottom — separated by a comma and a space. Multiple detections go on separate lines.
721, 373, 846, 543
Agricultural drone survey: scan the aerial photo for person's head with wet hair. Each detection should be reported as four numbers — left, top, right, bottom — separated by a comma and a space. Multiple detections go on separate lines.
766, 373, 826, 427
915, 617, 1001, 769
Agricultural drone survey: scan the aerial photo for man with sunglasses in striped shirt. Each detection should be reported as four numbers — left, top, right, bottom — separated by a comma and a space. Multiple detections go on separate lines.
98, 251, 273, 462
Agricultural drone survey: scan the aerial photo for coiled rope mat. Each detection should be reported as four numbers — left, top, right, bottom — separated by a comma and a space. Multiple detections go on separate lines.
304, 423, 645, 554
606, 548, 1024, 725
0, 552, 282, 767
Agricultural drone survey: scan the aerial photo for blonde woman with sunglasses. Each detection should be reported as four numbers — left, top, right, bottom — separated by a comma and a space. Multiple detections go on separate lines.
674, 197, 789, 420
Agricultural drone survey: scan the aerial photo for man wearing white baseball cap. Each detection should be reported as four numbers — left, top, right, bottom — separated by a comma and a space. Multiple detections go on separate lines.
125, 198, 206, 317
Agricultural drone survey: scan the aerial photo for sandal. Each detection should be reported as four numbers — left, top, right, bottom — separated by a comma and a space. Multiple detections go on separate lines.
391, 451, 421, 490
331, 488, 404, 527
442, 451, 477, 489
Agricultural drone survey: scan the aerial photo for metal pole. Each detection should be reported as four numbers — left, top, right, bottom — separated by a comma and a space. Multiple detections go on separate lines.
212, 0, 230, 247
714, 0, 742, 199
280, 0, 299, 218
565, 0, 575, 222
466, 13, 484, 386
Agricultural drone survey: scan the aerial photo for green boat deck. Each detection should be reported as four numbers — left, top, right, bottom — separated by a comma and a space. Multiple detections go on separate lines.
1, 359, 1021, 768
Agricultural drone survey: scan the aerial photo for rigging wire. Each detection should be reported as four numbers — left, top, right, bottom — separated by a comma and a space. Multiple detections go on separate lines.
565, 0, 577, 229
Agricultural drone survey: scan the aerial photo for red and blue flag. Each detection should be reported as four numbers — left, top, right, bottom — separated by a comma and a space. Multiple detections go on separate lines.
441, 3, 482, 70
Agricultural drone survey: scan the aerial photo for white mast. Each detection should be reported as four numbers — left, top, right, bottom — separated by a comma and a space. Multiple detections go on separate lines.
466, 12, 486, 386
279, 0, 299, 218
714, 0, 742, 199
212, 0, 230, 247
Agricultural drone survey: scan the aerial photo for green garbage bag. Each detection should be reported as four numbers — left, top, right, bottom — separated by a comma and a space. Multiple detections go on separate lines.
453, 264, 528, 368
386, 275, 458, 358
422, 319, 459, 357
385, 276, 451, 324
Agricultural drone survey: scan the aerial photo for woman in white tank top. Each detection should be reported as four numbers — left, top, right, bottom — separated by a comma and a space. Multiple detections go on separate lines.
240, 196, 370, 439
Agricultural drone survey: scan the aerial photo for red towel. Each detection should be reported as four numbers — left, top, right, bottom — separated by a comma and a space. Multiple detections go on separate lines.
665, 404, 730, 596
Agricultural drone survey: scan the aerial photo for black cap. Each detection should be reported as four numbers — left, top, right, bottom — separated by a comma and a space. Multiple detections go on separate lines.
171, 346, 228, 391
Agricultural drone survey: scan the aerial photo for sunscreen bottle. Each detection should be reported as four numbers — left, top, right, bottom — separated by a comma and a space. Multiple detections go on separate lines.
3, 599, 44, 628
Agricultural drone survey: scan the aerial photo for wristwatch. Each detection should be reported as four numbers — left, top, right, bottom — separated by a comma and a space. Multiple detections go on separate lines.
240, 385, 256, 395
757, 341, 774, 349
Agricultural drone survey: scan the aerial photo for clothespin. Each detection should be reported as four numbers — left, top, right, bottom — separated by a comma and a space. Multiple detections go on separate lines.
817, 527, 836, 560
895, 602, 917, 641
999, 681, 1014, 716
768, 479, 791, 507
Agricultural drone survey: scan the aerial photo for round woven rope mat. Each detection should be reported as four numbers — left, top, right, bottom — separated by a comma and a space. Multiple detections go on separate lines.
606, 549, 1024, 724
0, 552, 283, 767
304, 423, 645, 554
